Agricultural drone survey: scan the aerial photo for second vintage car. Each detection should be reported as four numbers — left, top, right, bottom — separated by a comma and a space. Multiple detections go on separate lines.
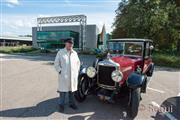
75, 38, 154, 118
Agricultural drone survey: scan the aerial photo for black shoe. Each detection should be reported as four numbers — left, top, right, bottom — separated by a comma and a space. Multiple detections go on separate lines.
59, 105, 64, 113
69, 104, 78, 110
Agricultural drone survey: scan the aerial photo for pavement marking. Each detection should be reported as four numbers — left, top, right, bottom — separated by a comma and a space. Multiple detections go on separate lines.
0, 58, 21, 61
0, 54, 37, 61
151, 101, 177, 120
0, 54, 19, 61
151, 101, 159, 107
147, 87, 165, 94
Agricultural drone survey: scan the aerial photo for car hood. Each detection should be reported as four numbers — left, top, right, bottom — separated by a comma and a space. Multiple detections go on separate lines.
111, 55, 142, 72
110, 56, 142, 85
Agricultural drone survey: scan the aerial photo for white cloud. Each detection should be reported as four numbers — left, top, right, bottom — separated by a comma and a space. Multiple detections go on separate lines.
6, 0, 19, 5
1, 12, 116, 36
86, 13, 116, 33
63, 0, 88, 7
2, 16, 35, 28
38, 14, 51, 18
6, 0, 19, 7
6, 3, 14, 8
1, 14, 36, 35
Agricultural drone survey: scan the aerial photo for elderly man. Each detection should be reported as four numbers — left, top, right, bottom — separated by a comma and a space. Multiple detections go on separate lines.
54, 37, 80, 112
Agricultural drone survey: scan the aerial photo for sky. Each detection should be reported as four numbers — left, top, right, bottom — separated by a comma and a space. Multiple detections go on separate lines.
0, 0, 120, 36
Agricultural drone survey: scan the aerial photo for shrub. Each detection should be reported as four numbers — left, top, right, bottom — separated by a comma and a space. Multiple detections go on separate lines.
153, 53, 180, 68
0, 46, 37, 54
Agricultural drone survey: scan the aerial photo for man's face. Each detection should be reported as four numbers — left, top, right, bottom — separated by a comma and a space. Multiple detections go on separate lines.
65, 42, 73, 50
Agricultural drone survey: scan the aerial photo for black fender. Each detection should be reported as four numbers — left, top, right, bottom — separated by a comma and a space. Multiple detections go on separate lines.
146, 63, 154, 77
79, 66, 87, 75
78, 64, 97, 90
75, 74, 89, 102
127, 72, 146, 89
75, 66, 90, 102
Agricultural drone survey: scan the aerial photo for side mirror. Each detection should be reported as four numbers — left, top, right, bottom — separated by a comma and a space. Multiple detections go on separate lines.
149, 45, 154, 56
150, 45, 154, 50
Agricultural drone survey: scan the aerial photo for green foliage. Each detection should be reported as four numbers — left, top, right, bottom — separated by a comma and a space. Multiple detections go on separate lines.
112, 0, 180, 51
0, 46, 37, 54
153, 53, 180, 68
96, 52, 107, 59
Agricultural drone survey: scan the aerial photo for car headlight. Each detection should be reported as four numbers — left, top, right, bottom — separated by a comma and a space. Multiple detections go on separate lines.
86, 66, 96, 78
111, 70, 123, 82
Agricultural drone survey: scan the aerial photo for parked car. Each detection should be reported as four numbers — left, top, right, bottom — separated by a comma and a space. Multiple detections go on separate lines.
75, 38, 154, 118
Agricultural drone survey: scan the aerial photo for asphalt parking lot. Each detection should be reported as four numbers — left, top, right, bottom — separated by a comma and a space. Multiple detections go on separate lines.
0, 53, 180, 120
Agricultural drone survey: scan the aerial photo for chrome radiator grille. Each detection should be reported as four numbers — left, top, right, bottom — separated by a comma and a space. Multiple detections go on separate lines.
97, 65, 116, 87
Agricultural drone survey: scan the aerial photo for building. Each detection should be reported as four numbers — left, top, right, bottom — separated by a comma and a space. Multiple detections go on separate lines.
0, 36, 32, 46
32, 24, 99, 50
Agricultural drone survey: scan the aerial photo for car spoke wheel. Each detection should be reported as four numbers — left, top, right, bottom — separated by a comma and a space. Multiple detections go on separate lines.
128, 88, 141, 118
75, 75, 89, 102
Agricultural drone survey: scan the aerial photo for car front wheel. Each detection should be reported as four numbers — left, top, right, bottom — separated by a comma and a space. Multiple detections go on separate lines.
128, 88, 141, 118
74, 74, 90, 102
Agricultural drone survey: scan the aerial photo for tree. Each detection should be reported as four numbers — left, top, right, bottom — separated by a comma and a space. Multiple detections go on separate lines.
112, 0, 180, 52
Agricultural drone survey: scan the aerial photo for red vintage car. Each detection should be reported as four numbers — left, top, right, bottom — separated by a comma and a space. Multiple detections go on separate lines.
75, 38, 154, 118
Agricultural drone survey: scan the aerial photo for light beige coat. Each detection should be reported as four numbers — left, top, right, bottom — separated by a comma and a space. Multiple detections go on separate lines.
54, 48, 80, 92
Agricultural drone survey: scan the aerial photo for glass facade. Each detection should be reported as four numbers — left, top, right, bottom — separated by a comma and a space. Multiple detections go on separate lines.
36, 30, 79, 49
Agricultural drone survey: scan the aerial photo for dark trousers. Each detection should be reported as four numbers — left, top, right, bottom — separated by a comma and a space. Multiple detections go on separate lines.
58, 91, 76, 106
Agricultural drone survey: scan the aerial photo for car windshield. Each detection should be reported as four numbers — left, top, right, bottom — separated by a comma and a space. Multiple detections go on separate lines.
108, 42, 143, 56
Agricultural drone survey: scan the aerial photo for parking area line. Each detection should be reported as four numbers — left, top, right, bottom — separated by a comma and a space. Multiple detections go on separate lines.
151, 101, 177, 120
147, 87, 165, 94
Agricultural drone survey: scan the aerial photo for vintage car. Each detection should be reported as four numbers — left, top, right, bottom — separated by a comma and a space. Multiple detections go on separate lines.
75, 38, 154, 118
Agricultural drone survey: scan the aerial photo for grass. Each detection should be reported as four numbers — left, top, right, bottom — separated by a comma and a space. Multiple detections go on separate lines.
153, 53, 180, 68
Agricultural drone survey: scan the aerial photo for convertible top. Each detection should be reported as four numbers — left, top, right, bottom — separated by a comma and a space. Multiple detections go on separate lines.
108, 38, 153, 42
